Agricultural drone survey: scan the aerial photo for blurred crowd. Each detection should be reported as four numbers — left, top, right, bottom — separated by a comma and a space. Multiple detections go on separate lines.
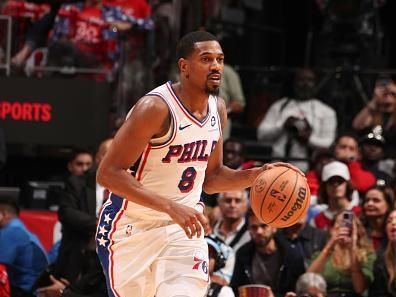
2, 0, 396, 297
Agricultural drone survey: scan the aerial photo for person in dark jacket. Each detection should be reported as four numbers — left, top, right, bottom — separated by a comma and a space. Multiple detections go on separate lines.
279, 211, 328, 270
230, 209, 305, 297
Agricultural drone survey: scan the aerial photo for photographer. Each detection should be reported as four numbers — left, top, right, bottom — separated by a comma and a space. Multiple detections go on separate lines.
257, 68, 337, 172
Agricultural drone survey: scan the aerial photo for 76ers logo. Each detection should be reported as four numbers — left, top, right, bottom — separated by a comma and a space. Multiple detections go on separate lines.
192, 250, 208, 275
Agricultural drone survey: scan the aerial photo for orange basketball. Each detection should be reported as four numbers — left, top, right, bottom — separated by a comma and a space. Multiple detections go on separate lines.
250, 166, 310, 228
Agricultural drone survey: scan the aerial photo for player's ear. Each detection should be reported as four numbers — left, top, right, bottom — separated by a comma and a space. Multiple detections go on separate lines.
178, 58, 189, 78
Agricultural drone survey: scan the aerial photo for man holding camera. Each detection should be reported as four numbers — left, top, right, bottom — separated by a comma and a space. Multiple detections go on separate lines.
257, 68, 337, 172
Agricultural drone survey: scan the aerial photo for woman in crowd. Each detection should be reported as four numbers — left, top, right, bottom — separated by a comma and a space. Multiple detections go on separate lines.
361, 185, 395, 250
369, 209, 396, 297
308, 212, 375, 297
311, 161, 360, 230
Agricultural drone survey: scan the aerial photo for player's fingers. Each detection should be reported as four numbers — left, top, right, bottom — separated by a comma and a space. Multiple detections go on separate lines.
197, 213, 210, 236
273, 162, 305, 177
186, 220, 196, 239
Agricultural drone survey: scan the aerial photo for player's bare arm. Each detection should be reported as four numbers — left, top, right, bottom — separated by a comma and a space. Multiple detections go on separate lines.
97, 96, 209, 238
203, 98, 303, 194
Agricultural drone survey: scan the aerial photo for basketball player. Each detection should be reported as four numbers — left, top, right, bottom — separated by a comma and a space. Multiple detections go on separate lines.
96, 31, 300, 297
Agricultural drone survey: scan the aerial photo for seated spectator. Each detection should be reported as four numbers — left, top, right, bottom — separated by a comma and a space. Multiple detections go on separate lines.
333, 132, 376, 195
53, 139, 112, 284
223, 138, 262, 171
205, 235, 235, 297
67, 148, 94, 178
284, 272, 327, 297
2, 0, 50, 67
0, 195, 49, 296
369, 209, 396, 297
305, 148, 334, 221
257, 68, 337, 172
46, 0, 153, 81
308, 212, 375, 297
212, 190, 250, 253
230, 210, 305, 296
211, 190, 248, 285
359, 125, 393, 184
279, 212, 328, 270
353, 76, 396, 157
361, 185, 395, 250
311, 161, 361, 230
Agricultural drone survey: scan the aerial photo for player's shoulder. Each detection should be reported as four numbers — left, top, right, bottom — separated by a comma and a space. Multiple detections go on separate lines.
129, 94, 170, 118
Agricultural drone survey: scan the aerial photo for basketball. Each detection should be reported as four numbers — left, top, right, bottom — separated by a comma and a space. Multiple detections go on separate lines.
250, 166, 310, 228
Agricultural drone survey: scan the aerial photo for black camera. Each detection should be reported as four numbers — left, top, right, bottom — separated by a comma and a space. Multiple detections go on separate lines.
288, 118, 311, 134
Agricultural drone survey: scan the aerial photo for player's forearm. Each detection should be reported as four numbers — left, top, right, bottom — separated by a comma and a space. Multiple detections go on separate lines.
97, 166, 172, 214
203, 165, 263, 194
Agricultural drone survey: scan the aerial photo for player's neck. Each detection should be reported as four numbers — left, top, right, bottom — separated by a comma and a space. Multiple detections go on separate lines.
173, 82, 209, 115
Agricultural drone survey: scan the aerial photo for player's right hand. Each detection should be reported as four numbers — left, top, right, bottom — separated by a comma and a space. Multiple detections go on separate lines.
167, 202, 210, 239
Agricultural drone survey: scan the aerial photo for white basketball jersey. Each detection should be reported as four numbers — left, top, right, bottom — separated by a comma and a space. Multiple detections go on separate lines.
125, 82, 221, 220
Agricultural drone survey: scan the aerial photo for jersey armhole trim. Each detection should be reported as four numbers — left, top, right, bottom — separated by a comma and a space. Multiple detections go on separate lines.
146, 92, 178, 149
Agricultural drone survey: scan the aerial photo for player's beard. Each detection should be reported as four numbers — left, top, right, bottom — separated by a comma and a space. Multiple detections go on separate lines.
205, 84, 220, 96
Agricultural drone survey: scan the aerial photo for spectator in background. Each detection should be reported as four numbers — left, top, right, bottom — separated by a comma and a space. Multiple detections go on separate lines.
230, 210, 305, 297
305, 148, 334, 221
369, 209, 396, 297
257, 68, 337, 172
361, 185, 395, 250
308, 212, 375, 297
353, 76, 396, 157
359, 126, 393, 184
223, 138, 262, 171
67, 148, 94, 178
219, 64, 246, 140
311, 161, 361, 230
284, 272, 327, 297
2, 0, 50, 68
279, 212, 328, 270
210, 190, 248, 285
51, 138, 112, 286
0, 195, 48, 296
205, 236, 235, 297
212, 190, 250, 253
333, 132, 376, 194
46, 0, 152, 81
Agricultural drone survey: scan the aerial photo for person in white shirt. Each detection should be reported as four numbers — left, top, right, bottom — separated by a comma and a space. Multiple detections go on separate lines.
257, 68, 337, 172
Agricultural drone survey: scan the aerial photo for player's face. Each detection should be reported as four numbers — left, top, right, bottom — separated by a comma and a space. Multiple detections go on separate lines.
184, 41, 224, 95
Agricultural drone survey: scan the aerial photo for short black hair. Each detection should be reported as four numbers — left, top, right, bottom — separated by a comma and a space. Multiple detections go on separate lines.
0, 195, 19, 214
176, 31, 218, 60
68, 147, 93, 163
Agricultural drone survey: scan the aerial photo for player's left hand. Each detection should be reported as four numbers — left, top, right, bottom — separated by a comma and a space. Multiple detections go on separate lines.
262, 162, 305, 177
166, 201, 210, 239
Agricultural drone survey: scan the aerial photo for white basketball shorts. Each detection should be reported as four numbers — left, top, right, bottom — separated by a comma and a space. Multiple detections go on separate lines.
96, 193, 209, 297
